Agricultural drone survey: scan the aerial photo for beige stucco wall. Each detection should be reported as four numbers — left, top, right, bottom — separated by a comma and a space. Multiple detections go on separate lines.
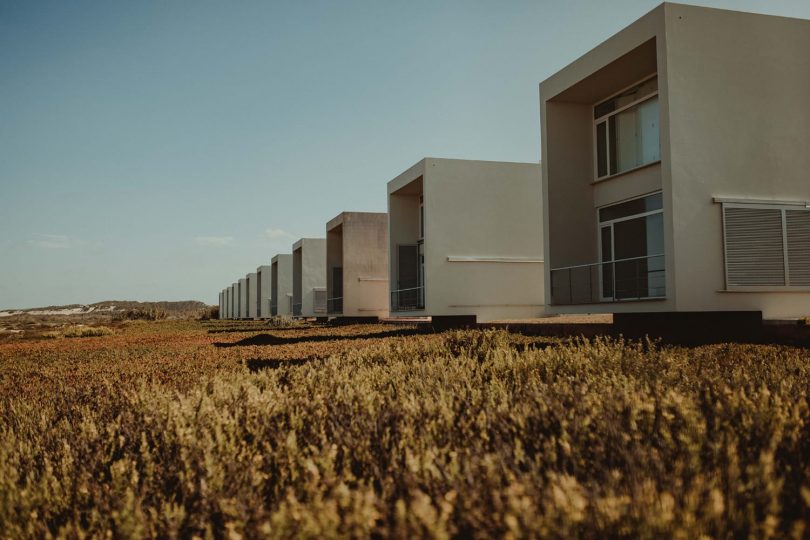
271, 254, 293, 317
664, 4, 810, 318
292, 238, 326, 318
246, 273, 258, 319
256, 265, 272, 319
327, 212, 389, 318
238, 278, 248, 319
231, 283, 238, 320
326, 222, 343, 313
388, 158, 545, 322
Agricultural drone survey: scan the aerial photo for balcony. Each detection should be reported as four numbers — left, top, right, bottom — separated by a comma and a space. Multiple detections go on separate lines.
270, 302, 278, 316
292, 302, 302, 316
391, 286, 424, 312
327, 296, 343, 314
550, 254, 665, 305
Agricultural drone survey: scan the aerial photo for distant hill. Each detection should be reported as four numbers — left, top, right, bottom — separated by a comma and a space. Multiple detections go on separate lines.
0, 300, 213, 319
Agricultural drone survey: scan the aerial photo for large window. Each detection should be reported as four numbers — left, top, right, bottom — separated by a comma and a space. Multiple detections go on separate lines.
599, 192, 665, 300
595, 76, 660, 180
722, 203, 810, 288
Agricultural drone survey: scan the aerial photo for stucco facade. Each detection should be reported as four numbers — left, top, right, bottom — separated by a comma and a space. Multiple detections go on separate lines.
326, 212, 389, 319
238, 278, 248, 319
257, 265, 272, 319
292, 238, 327, 318
387, 158, 545, 323
271, 254, 293, 317
231, 283, 238, 320
246, 273, 258, 319
540, 3, 810, 319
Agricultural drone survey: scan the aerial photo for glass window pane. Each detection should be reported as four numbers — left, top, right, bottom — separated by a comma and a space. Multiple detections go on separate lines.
637, 97, 660, 165
598, 95, 660, 177
601, 226, 613, 298
596, 121, 607, 178
594, 77, 658, 119
645, 213, 666, 297
608, 116, 618, 176
595, 100, 615, 119
599, 192, 662, 223
615, 107, 638, 173
612, 212, 664, 298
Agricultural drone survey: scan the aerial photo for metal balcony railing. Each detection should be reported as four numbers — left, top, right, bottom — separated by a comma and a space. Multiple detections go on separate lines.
391, 286, 425, 312
327, 296, 343, 314
550, 254, 665, 305
292, 302, 302, 316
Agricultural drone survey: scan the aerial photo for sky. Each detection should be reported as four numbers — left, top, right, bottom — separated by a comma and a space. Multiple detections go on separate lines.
1, 0, 809, 309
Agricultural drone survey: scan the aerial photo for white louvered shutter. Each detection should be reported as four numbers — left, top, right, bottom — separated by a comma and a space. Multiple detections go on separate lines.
786, 210, 810, 286
724, 206, 786, 287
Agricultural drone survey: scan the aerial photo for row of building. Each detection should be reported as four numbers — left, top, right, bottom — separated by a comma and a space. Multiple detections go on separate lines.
219, 4, 810, 323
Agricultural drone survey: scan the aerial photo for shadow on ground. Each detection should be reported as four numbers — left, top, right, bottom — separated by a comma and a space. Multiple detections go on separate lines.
245, 357, 321, 372
214, 328, 426, 348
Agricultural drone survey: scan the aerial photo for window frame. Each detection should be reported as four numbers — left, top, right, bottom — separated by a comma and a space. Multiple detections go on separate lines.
721, 201, 810, 291
593, 73, 661, 182
596, 191, 666, 301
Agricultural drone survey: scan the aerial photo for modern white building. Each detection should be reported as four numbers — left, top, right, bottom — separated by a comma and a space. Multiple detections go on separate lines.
238, 278, 248, 319
247, 272, 258, 319
292, 238, 327, 318
257, 265, 272, 319
540, 3, 810, 319
271, 254, 293, 317
388, 158, 545, 323
326, 212, 389, 320
219, 291, 224, 319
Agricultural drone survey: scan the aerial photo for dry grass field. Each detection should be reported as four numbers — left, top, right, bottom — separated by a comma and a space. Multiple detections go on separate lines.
0, 319, 809, 538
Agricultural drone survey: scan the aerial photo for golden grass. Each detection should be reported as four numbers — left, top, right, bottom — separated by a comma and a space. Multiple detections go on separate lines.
0, 321, 808, 537
42, 325, 116, 339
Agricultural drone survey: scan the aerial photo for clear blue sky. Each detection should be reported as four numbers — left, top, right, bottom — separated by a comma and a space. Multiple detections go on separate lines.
2, 0, 808, 309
